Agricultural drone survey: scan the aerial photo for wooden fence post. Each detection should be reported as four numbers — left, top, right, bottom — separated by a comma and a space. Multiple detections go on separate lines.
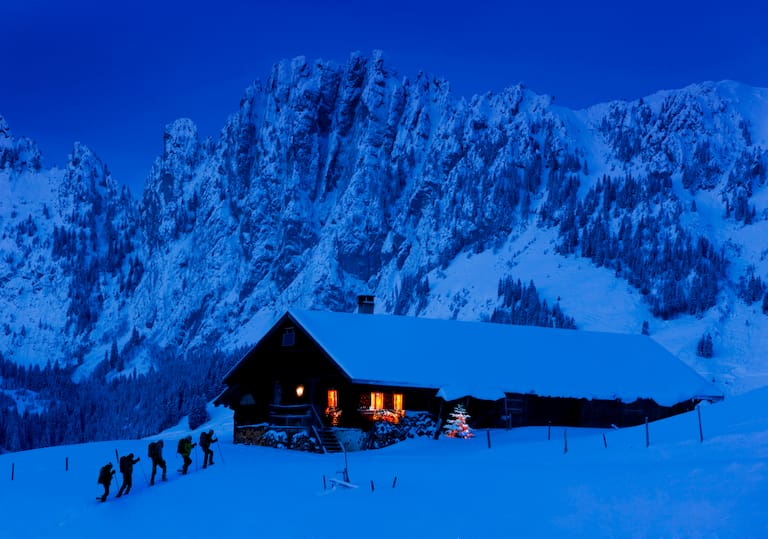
486, 429, 491, 449
547, 421, 551, 441
645, 416, 650, 447
66, 457, 69, 472
602, 433, 607, 449
11, 462, 14, 481
697, 406, 704, 443
563, 429, 568, 454
342, 445, 350, 482
433, 400, 444, 439
370, 480, 375, 492
392, 475, 397, 488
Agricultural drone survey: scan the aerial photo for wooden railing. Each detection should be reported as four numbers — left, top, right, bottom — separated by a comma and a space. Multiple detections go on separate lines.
268, 403, 326, 429
268, 404, 312, 427
308, 404, 325, 428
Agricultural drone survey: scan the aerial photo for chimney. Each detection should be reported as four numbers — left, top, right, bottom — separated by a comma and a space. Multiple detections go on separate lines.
357, 295, 375, 314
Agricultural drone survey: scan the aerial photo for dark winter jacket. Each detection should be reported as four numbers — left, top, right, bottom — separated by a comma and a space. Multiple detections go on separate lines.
98, 464, 115, 485
119, 454, 140, 475
199, 431, 217, 449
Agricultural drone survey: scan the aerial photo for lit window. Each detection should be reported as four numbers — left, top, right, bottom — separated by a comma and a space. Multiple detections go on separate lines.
393, 393, 403, 411
371, 392, 384, 410
327, 389, 338, 408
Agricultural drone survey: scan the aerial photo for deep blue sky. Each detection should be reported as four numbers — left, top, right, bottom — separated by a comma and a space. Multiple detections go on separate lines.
2, 0, 766, 195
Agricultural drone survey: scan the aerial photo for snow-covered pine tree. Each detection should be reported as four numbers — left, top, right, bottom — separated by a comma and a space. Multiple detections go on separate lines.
443, 404, 474, 439
696, 332, 714, 358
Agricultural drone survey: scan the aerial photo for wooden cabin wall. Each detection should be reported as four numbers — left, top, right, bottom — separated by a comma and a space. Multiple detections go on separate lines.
479, 393, 684, 430
344, 385, 440, 430
228, 318, 351, 427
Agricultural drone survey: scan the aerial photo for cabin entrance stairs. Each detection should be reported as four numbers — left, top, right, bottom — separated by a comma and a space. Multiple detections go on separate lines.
314, 427, 343, 453
306, 405, 343, 453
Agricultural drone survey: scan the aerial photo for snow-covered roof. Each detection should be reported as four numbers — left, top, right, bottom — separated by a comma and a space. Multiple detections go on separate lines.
286, 309, 721, 406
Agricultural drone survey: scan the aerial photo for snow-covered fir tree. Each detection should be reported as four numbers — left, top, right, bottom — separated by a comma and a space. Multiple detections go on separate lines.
443, 404, 474, 439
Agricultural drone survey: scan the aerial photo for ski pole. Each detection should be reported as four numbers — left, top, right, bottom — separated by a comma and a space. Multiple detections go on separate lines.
139, 460, 150, 487
106, 469, 117, 500
194, 444, 199, 471
215, 440, 225, 466
115, 449, 123, 491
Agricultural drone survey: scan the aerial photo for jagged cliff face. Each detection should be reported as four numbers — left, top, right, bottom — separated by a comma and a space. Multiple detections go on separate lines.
1, 52, 767, 392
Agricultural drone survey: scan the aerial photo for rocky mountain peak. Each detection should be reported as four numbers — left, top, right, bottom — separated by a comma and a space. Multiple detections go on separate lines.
0, 116, 42, 172
0, 115, 10, 139
2, 52, 768, 399
161, 118, 201, 165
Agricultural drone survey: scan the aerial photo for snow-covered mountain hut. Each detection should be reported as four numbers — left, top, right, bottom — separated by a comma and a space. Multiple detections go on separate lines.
215, 302, 722, 450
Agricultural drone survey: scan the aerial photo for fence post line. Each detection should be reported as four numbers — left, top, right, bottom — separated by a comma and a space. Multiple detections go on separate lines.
11, 462, 14, 481
66, 457, 69, 472
602, 433, 607, 449
547, 421, 551, 441
487, 429, 491, 449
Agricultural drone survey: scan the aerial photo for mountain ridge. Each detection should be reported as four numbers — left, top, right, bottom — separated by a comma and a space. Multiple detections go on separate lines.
1, 52, 767, 399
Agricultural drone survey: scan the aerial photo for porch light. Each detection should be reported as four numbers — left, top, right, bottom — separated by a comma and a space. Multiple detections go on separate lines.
296, 385, 304, 397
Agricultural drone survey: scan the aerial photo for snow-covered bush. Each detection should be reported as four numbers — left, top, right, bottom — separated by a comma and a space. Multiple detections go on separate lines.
368, 412, 437, 449
697, 333, 714, 358
289, 430, 320, 452
261, 429, 289, 449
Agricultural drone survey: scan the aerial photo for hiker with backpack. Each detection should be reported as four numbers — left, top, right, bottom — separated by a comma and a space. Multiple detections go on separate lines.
116, 453, 140, 497
199, 429, 218, 469
148, 440, 167, 485
177, 435, 196, 475
97, 462, 116, 502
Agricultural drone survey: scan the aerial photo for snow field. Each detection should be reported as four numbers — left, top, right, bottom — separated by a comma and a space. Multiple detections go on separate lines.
1, 391, 766, 538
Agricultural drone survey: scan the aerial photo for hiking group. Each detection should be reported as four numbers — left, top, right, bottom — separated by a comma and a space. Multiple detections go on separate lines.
97, 429, 219, 502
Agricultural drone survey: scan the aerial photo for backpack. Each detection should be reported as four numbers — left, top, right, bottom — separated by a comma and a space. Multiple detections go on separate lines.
177, 438, 185, 454
119, 455, 129, 473
148, 442, 157, 458
98, 465, 111, 484
199, 431, 209, 446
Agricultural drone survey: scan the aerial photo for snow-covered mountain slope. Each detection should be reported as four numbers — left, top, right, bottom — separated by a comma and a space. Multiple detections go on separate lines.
1, 391, 766, 537
1, 52, 768, 397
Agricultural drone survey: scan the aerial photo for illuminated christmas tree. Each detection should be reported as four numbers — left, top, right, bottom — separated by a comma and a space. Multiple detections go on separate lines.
443, 403, 474, 439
